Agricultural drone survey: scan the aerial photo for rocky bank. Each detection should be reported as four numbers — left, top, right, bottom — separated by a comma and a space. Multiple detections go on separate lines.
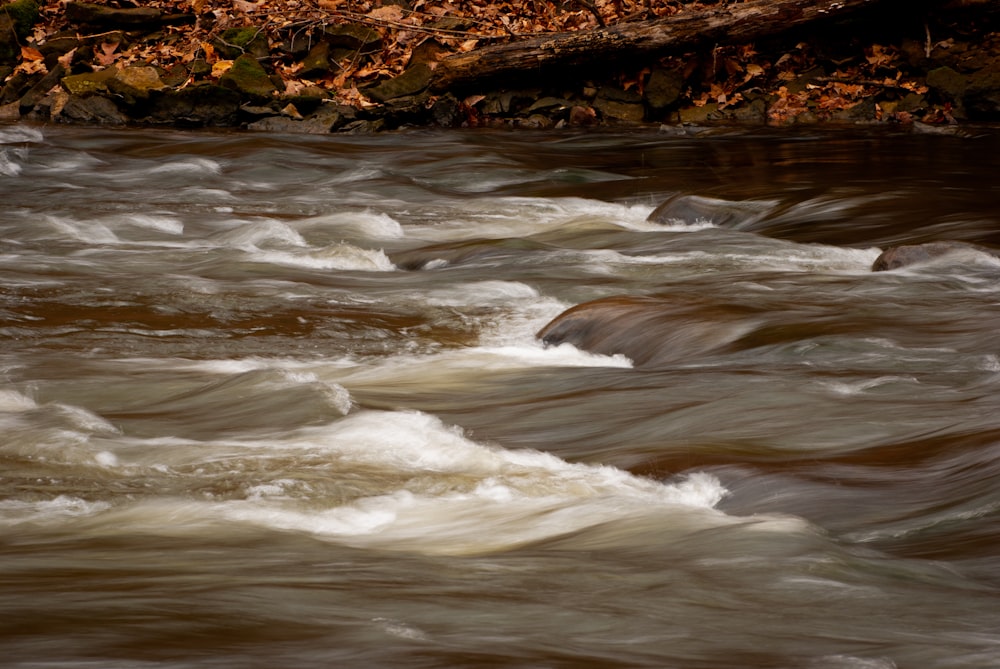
2, 0, 1000, 133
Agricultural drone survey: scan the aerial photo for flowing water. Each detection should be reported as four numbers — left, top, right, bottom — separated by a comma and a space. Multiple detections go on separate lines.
2, 122, 1000, 668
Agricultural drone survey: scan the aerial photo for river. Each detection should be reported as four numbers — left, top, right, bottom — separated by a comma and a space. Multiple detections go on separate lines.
2, 122, 1000, 668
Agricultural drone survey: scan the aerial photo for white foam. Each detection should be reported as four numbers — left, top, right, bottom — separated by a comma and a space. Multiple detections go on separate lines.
51, 403, 120, 435
43, 214, 120, 244
149, 157, 222, 176
423, 280, 541, 307
118, 214, 185, 235
401, 197, 664, 241
212, 410, 728, 554
300, 211, 405, 239
215, 219, 307, 249
817, 376, 917, 396
0, 148, 23, 176
0, 389, 37, 412
0, 495, 111, 525
0, 126, 44, 144
254, 244, 395, 271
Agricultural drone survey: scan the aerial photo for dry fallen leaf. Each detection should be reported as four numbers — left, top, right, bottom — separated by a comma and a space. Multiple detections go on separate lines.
21, 46, 44, 61
14, 58, 47, 75
57, 47, 77, 69
95, 41, 120, 67
212, 60, 234, 77
368, 5, 405, 23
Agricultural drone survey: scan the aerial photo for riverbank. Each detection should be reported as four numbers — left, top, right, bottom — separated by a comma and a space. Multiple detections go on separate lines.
2, 0, 999, 132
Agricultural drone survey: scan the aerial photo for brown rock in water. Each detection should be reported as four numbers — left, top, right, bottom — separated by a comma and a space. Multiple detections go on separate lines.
871, 241, 1000, 271
536, 295, 759, 367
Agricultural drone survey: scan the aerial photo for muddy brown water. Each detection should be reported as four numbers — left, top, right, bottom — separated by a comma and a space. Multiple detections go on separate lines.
2, 124, 1000, 668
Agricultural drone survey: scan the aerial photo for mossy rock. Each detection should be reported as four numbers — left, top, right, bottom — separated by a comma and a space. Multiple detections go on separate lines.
645, 68, 685, 111
926, 66, 968, 101
0, 15, 17, 66
219, 55, 277, 101
300, 41, 331, 78
61, 68, 118, 96
364, 63, 432, 103
107, 66, 166, 106
2, 0, 39, 38
322, 23, 381, 52
214, 27, 269, 60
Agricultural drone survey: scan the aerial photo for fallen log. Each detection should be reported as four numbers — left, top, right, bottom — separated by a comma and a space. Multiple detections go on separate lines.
430, 0, 884, 92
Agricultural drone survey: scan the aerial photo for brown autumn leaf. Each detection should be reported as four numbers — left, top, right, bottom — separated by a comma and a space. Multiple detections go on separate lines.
21, 46, 44, 61
57, 47, 77, 69
14, 58, 46, 75
368, 5, 405, 23
95, 41, 120, 67
212, 60, 234, 78
200, 42, 217, 63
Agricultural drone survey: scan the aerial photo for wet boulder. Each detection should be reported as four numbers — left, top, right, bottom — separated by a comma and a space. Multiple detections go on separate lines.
871, 241, 1000, 271
536, 295, 760, 367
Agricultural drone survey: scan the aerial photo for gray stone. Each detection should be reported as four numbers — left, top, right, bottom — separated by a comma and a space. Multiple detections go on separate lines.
872, 241, 999, 271
730, 97, 767, 124
0, 68, 34, 104
897, 92, 927, 113
300, 41, 331, 78
784, 66, 825, 94
247, 115, 333, 134
322, 23, 381, 52
55, 93, 127, 125
833, 97, 876, 122
594, 87, 645, 122
965, 63, 1000, 120
364, 63, 432, 103
149, 84, 241, 126
214, 27, 270, 60
64, 2, 187, 29
678, 103, 721, 125
926, 66, 968, 101
430, 93, 462, 127
644, 68, 685, 110
18, 63, 64, 111
597, 86, 642, 104
0, 99, 19, 119
527, 96, 571, 113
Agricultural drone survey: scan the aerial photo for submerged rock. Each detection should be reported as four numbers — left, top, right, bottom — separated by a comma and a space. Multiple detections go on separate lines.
536, 295, 759, 367
871, 241, 1000, 271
